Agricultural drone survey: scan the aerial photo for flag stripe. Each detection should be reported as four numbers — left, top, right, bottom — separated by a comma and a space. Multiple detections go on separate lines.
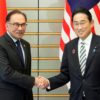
61, 27, 70, 43
65, 1, 72, 17
60, 38, 65, 51
63, 19, 70, 39
93, 5, 100, 24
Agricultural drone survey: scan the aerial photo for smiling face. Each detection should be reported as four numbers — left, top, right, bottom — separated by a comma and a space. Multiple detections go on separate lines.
6, 13, 27, 40
72, 13, 94, 40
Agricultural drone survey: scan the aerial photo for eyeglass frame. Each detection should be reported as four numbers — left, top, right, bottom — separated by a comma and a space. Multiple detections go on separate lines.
8, 22, 27, 28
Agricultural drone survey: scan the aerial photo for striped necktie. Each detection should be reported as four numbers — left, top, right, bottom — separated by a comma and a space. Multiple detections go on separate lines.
79, 42, 86, 75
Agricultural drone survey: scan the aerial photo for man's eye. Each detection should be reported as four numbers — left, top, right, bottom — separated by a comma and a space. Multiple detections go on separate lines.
13, 23, 19, 26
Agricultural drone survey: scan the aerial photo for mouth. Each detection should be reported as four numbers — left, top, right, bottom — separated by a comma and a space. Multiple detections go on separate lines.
16, 31, 23, 34
78, 32, 83, 35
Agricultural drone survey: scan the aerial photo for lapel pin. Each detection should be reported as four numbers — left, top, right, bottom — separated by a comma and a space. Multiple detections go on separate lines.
94, 46, 97, 49
23, 44, 26, 47
93, 49, 96, 53
93, 47, 96, 53
72, 49, 75, 54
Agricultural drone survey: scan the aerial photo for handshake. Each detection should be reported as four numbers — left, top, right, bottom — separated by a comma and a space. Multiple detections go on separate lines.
35, 76, 50, 89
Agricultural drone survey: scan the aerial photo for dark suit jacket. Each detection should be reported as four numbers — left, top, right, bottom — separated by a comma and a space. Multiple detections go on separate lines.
48, 34, 100, 100
0, 33, 34, 100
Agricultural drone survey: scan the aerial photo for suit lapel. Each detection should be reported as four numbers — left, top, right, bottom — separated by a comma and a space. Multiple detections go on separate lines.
5, 34, 16, 50
5, 34, 26, 67
71, 38, 82, 76
85, 35, 99, 75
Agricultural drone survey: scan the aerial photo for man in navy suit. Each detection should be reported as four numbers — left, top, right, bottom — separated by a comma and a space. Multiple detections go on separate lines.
37, 8, 100, 100
0, 10, 40, 100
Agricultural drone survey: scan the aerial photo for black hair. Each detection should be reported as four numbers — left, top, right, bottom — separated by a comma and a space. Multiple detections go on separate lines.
6, 10, 27, 22
72, 7, 92, 22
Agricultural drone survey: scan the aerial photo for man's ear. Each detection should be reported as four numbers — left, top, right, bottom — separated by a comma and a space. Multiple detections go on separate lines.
6, 22, 9, 30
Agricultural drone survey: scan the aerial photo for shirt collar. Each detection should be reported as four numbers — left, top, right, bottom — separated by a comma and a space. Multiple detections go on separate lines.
79, 33, 93, 45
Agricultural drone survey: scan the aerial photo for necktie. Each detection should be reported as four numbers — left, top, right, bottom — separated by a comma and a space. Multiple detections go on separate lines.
16, 40, 24, 65
79, 42, 86, 75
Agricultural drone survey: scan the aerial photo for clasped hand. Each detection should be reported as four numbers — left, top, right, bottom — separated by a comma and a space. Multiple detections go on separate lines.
35, 76, 49, 89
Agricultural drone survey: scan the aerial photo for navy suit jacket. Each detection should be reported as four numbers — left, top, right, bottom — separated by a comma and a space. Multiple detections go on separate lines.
0, 33, 34, 100
48, 34, 100, 100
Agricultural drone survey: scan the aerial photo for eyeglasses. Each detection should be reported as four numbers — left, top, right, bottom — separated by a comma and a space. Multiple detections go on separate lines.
8, 22, 27, 28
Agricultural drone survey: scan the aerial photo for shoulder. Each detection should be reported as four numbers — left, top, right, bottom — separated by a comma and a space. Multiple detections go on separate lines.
64, 37, 78, 48
21, 39, 30, 47
0, 34, 7, 45
93, 34, 100, 39
92, 34, 100, 44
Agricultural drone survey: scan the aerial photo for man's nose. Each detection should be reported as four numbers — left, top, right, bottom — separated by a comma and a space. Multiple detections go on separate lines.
78, 24, 83, 29
18, 25, 23, 30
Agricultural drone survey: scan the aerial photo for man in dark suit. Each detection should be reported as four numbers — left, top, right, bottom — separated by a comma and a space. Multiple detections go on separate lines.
0, 10, 39, 100
37, 8, 100, 100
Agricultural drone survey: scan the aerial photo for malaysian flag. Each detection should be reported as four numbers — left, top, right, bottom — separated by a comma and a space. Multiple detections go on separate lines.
59, 0, 100, 89
59, 0, 100, 61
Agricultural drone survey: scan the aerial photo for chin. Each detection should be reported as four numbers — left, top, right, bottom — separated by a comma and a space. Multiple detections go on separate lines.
16, 36, 23, 39
18, 34, 23, 38
79, 35, 85, 39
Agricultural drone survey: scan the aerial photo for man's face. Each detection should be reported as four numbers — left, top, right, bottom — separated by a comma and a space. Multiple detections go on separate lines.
6, 14, 27, 39
73, 13, 94, 40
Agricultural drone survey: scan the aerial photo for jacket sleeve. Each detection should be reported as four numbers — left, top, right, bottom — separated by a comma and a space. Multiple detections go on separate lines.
47, 44, 70, 91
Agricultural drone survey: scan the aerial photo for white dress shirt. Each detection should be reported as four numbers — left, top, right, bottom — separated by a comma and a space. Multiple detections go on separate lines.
78, 33, 93, 62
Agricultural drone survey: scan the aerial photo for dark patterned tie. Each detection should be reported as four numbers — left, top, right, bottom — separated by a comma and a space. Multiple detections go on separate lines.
16, 40, 24, 65
79, 42, 86, 75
